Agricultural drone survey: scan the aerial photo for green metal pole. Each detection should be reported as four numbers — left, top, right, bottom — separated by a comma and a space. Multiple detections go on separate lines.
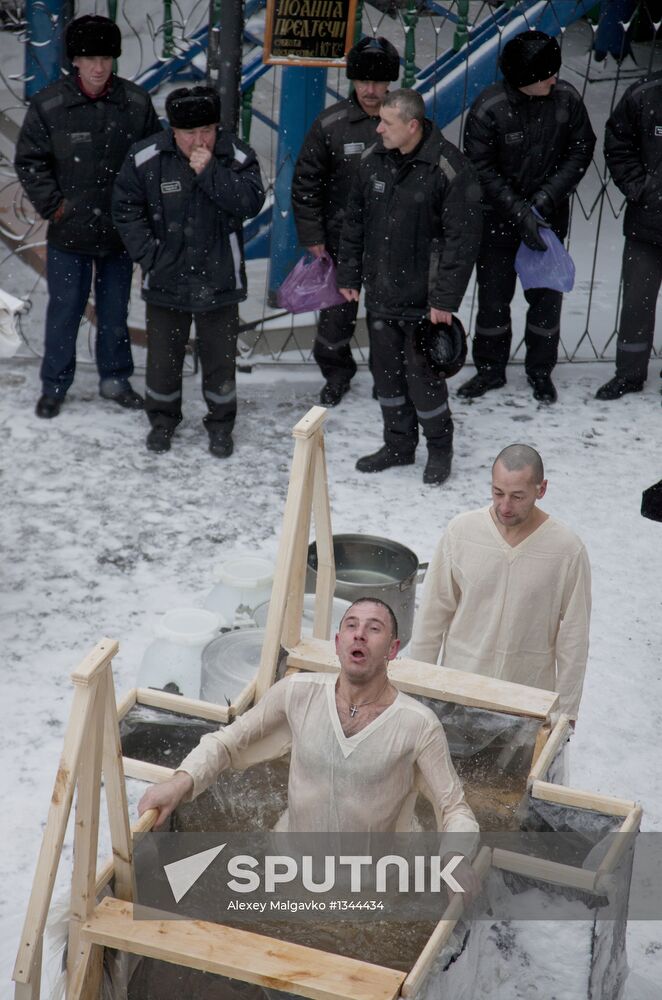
353, 0, 364, 45
241, 85, 254, 141
163, 0, 174, 59
453, 0, 469, 53
403, 0, 418, 88
107, 0, 118, 73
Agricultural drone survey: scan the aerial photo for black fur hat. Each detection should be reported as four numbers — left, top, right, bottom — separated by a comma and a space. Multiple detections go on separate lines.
346, 36, 400, 82
66, 15, 121, 60
166, 87, 221, 129
499, 30, 561, 89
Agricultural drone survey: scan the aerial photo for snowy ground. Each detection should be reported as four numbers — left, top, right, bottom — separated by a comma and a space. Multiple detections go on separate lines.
2, 348, 662, 998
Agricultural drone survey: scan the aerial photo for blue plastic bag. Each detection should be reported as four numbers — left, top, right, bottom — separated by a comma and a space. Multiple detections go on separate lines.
277, 251, 346, 313
515, 225, 575, 293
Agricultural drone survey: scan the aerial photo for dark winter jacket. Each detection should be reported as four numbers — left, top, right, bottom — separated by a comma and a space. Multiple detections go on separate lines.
463, 79, 595, 244
604, 72, 662, 247
292, 92, 383, 256
14, 74, 161, 255
112, 129, 265, 313
336, 121, 482, 319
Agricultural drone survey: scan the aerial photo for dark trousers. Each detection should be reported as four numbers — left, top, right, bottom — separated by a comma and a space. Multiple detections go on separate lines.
615, 237, 662, 382
367, 313, 453, 454
42, 245, 134, 398
145, 303, 239, 433
313, 299, 359, 384
473, 242, 562, 377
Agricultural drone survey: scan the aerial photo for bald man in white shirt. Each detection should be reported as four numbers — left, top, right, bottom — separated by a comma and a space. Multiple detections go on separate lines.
410, 444, 591, 722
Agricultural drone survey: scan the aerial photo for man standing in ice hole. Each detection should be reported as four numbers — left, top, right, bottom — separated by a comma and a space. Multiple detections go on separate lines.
139, 598, 479, 840
411, 444, 591, 724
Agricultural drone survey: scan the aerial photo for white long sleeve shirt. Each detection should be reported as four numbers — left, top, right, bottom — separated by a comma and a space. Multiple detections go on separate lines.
178, 672, 478, 834
410, 508, 591, 719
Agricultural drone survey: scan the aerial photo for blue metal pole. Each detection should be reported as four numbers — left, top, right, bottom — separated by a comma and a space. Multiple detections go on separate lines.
267, 66, 327, 303
25, 0, 66, 99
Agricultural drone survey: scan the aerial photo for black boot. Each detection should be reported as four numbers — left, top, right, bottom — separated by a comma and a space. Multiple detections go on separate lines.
527, 373, 557, 403
146, 426, 173, 453
208, 427, 234, 458
595, 375, 644, 400
320, 381, 350, 407
423, 449, 452, 485
356, 446, 415, 474
457, 370, 506, 398
35, 395, 61, 419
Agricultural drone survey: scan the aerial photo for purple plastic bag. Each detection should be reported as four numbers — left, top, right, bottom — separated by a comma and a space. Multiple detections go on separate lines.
277, 251, 347, 313
515, 225, 576, 293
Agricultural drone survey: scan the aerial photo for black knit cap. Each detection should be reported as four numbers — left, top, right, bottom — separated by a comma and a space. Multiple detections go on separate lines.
66, 15, 121, 60
166, 86, 221, 129
499, 30, 561, 89
346, 36, 400, 82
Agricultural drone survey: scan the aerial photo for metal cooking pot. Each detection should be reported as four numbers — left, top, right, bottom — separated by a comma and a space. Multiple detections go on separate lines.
306, 534, 422, 647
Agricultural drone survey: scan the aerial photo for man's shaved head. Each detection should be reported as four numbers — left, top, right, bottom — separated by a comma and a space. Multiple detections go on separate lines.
493, 444, 544, 484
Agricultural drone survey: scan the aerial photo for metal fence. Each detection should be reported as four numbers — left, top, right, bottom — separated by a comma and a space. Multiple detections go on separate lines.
1, 0, 661, 369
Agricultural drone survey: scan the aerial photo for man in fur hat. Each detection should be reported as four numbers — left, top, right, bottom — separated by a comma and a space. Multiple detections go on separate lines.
15, 14, 161, 418
113, 86, 265, 457
459, 30, 595, 404
291, 36, 400, 408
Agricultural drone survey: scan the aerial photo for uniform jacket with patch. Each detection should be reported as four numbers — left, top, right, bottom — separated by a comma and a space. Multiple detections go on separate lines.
463, 79, 595, 243
604, 72, 662, 247
112, 129, 265, 312
15, 75, 161, 255
336, 121, 482, 319
291, 93, 383, 256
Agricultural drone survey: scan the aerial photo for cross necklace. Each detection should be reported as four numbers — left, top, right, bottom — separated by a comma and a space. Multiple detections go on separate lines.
337, 677, 392, 717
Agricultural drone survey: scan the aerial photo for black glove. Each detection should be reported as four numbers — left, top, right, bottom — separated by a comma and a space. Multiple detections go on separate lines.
517, 208, 551, 252
530, 189, 555, 220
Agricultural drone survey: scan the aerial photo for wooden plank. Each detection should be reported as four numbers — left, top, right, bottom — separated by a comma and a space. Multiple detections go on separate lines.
530, 722, 551, 770
13, 682, 98, 984
595, 806, 643, 887
82, 898, 404, 1000
491, 848, 601, 892
311, 435, 336, 640
67, 939, 103, 1000
116, 688, 137, 723
282, 432, 315, 650
530, 780, 636, 817
136, 688, 230, 723
401, 846, 492, 998
101, 669, 133, 901
70, 638, 119, 686
286, 638, 559, 719
230, 679, 256, 717
292, 406, 327, 440
122, 758, 175, 784
95, 810, 158, 897
67, 683, 105, 984
255, 427, 316, 700
13, 936, 41, 1000
527, 714, 570, 787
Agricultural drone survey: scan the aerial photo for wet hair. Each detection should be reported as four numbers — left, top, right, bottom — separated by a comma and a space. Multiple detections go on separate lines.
382, 88, 424, 125
339, 597, 399, 639
493, 444, 544, 484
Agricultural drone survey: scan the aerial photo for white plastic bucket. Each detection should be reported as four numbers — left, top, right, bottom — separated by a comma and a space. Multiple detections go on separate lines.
200, 628, 266, 705
203, 553, 274, 625
252, 594, 352, 638
138, 607, 224, 699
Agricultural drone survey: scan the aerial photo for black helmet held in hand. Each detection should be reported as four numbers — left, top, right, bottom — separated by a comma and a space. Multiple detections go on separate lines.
417, 315, 468, 379
346, 36, 400, 82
